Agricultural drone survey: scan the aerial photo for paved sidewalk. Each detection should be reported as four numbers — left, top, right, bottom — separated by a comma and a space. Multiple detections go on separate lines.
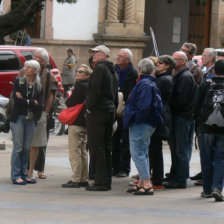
0, 133, 223, 224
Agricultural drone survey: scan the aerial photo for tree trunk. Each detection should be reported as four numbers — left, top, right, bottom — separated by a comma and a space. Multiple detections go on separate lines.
0, 0, 44, 42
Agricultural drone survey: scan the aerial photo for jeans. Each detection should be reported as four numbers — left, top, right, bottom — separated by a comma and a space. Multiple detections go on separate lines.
170, 116, 194, 184
129, 123, 155, 180
201, 133, 224, 194
10, 115, 35, 181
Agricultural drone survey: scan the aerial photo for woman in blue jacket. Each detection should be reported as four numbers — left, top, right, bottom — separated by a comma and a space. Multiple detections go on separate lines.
124, 58, 163, 195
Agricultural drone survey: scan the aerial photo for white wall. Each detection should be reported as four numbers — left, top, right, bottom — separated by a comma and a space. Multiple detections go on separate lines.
52, 0, 99, 40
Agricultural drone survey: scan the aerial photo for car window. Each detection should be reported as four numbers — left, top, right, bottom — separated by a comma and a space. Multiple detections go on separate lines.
21, 51, 34, 61
0, 54, 21, 71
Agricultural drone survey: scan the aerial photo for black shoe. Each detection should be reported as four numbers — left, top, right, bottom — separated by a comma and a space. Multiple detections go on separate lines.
190, 172, 202, 181
116, 171, 129, 178
80, 182, 88, 187
163, 176, 174, 183
85, 184, 111, 191
165, 172, 170, 178
61, 180, 80, 188
164, 181, 186, 189
212, 188, 224, 202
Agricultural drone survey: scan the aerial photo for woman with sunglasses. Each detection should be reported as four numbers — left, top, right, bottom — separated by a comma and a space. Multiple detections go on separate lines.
61, 64, 92, 188
148, 55, 175, 190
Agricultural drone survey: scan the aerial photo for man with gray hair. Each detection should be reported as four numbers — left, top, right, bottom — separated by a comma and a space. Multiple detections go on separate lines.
202, 48, 217, 80
112, 48, 138, 178
27, 48, 57, 179
164, 51, 197, 189
180, 42, 203, 85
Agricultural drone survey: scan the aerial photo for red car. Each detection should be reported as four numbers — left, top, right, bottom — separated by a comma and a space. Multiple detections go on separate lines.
0, 45, 64, 98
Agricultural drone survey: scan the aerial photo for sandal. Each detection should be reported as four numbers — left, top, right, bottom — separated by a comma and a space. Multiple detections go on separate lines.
127, 185, 142, 193
38, 172, 47, 179
133, 187, 154, 195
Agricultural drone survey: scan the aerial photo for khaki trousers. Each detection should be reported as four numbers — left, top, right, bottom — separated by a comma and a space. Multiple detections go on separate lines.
68, 125, 88, 182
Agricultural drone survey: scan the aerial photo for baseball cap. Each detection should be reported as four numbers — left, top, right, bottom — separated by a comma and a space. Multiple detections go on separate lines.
88, 45, 110, 57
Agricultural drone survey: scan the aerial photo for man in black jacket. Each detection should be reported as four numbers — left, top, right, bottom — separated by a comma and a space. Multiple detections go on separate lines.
164, 51, 197, 189
112, 48, 138, 177
85, 45, 118, 191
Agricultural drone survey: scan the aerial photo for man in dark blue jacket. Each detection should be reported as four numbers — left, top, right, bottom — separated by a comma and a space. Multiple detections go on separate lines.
112, 48, 138, 178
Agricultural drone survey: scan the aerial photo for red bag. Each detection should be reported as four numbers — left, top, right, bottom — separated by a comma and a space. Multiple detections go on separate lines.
58, 103, 85, 125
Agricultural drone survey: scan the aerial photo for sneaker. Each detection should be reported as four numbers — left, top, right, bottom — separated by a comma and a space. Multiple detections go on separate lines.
61, 180, 80, 188
212, 188, 224, 202
153, 185, 164, 191
201, 192, 212, 198
116, 171, 129, 178
129, 180, 139, 186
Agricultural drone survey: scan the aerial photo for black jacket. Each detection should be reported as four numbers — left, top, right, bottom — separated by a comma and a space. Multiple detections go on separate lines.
86, 60, 118, 112
194, 76, 224, 134
65, 80, 89, 127
10, 78, 44, 123
154, 72, 173, 139
115, 62, 138, 102
171, 67, 197, 120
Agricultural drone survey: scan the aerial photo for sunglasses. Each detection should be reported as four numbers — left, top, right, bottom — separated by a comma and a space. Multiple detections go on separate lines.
76, 70, 85, 74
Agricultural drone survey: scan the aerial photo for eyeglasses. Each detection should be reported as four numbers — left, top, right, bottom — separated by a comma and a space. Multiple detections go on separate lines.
117, 54, 127, 59
180, 48, 191, 54
174, 58, 183, 61
76, 70, 85, 74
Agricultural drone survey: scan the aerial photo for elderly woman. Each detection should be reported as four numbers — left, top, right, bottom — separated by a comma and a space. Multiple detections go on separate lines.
123, 58, 163, 195
62, 64, 92, 188
10, 60, 43, 185
149, 55, 175, 190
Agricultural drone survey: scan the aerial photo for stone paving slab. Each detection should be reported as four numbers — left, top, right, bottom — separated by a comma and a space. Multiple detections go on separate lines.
0, 133, 223, 224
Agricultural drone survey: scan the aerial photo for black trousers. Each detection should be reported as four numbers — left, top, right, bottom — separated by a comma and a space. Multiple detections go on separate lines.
34, 119, 50, 172
148, 135, 164, 186
86, 110, 114, 186
112, 117, 130, 174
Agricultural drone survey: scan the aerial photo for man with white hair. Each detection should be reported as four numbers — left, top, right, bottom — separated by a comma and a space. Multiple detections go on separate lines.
164, 51, 197, 189
112, 48, 138, 178
202, 48, 216, 81
27, 48, 57, 179
86, 45, 118, 191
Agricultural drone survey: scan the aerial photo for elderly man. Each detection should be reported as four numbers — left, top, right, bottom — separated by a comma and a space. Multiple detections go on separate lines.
180, 42, 203, 85
27, 48, 57, 179
112, 48, 138, 178
164, 51, 197, 189
85, 45, 118, 191
202, 48, 216, 80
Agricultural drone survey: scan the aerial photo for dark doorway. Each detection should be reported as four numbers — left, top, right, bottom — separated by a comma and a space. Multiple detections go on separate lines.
188, 0, 211, 54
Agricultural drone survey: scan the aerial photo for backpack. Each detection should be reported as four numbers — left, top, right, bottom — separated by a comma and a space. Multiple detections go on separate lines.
150, 82, 163, 127
203, 81, 224, 127
6, 77, 42, 119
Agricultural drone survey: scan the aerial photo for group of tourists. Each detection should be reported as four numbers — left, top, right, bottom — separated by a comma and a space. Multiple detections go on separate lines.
9, 43, 224, 202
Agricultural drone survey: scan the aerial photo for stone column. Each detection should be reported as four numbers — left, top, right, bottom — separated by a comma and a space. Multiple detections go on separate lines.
105, 0, 123, 34
106, 0, 119, 23
123, 0, 135, 24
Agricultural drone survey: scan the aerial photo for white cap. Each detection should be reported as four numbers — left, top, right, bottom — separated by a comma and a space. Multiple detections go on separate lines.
88, 45, 110, 57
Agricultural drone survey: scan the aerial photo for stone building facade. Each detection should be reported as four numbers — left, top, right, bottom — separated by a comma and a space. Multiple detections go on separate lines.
2, 0, 224, 70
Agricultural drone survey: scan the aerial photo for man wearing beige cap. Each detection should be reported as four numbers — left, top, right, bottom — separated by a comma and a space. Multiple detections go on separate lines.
85, 45, 118, 191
